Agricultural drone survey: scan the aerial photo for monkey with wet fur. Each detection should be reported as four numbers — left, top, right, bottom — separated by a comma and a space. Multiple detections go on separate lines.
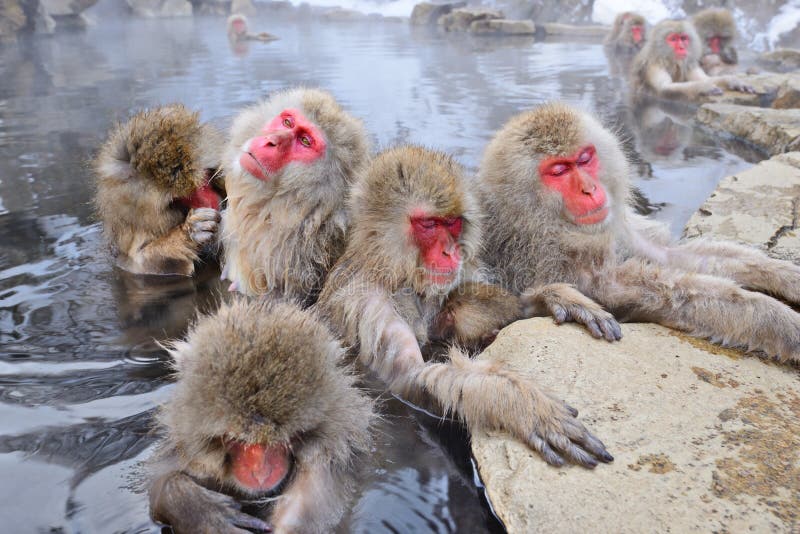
604, 12, 647, 54
630, 19, 754, 101
94, 104, 224, 276
692, 8, 742, 76
221, 88, 369, 303
479, 102, 800, 365
318, 145, 613, 468
227, 14, 278, 43
149, 298, 375, 534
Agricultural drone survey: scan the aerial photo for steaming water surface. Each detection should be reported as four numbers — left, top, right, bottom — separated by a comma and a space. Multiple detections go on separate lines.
0, 13, 752, 533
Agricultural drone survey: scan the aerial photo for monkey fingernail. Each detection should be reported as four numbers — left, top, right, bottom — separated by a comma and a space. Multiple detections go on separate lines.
601, 451, 615, 462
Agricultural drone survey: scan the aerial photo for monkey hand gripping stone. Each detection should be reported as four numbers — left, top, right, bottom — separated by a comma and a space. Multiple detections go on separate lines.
472, 318, 800, 533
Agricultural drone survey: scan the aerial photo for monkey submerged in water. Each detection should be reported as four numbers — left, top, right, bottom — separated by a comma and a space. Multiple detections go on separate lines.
630, 19, 754, 101
479, 101, 800, 365
220, 87, 370, 303
226, 14, 278, 43
148, 298, 375, 534
94, 104, 224, 276
318, 145, 613, 468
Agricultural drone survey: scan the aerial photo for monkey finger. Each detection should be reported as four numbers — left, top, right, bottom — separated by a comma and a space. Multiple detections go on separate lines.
231, 513, 272, 532
191, 231, 215, 244
190, 207, 222, 222
549, 304, 569, 324
192, 220, 219, 232
584, 319, 604, 339
564, 403, 579, 417
600, 318, 623, 341
527, 433, 566, 467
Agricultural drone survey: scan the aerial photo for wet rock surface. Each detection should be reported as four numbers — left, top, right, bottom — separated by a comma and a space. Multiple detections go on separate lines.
696, 103, 800, 155
541, 22, 609, 38
472, 319, 800, 533
759, 48, 800, 72
438, 7, 502, 32
127, 0, 193, 17
684, 152, 800, 263
409, 1, 464, 26
708, 72, 800, 109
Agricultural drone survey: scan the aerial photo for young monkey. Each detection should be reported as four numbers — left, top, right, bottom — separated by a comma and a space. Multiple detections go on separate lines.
691, 8, 742, 76
220, 87, 370, 304
149, 298, 375, 534
94, 104, 224, 276
630, 19, 754, 101
479, 102, 800, 365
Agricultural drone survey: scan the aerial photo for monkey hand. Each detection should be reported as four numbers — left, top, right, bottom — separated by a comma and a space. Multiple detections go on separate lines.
522, 284, 622, 341
724, 77, 756, 94
698, 83, 724, 97
185, 208, 221, 247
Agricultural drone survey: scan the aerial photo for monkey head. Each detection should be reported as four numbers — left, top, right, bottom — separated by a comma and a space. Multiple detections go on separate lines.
227, 14, 249, 39
613, 12, 646, 49
159, 298, 371, 497
480, 103, 629, 237
348, 145, 481, 296
123, 104, 223, 210
692, 8, 738, 65
647, 19, 702, 66
225, 88, 369, 201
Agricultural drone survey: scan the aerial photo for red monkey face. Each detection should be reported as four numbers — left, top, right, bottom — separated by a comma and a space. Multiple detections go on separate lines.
232, 19, 246, 35
225, 439, 291, 494
665, 32, 690, 60
539, 145, 609, 226
631, 25, 643, 44
239, 109, 327, 181
708, 35, 722, 54
410, 212, 463, 285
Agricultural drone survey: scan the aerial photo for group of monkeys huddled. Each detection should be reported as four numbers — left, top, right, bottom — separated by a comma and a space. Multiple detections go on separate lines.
93, 36, 800, 534
604, 7, 757, 99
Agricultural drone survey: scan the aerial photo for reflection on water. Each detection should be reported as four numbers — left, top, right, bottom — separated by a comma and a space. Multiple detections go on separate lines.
0, 12, 751, 533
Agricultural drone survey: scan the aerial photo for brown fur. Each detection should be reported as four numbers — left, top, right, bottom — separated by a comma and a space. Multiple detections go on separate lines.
318, 145, 613, 468
479, 102, 800, 364
94, 104, 223, 276
692, 8, 739, 75
604, 11, 647, 52
150, 298, 375, 534
221, 88, 369, 303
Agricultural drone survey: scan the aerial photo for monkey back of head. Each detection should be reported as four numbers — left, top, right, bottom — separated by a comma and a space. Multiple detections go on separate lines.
345, 145, 482, 294
159, 298, 373, 484
631, 19, 702, 91
692, 8, 738, 63
479, 103, 631, 292
221, 88, 370, 299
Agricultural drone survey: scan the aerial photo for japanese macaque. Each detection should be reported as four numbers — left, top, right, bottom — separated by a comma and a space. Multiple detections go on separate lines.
430, 281, 523, 351
604, 12, 646, 53
226, 14, 278, 43
479, 102, 800, 365
630, 19, 754, 101
94, 104, 224, 276
691, 8, 740, 76
149, 298, 374, 534
221, 88, 369, 303
318, 145, 613, 468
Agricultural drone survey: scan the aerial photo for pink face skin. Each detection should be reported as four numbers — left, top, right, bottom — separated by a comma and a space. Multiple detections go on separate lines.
708, 35, 722, 54
666, 32, 690, 60
409, 211, 463, 284
239, 109, 327, 181
539, 144, 609, 226
232, 19, 246, 36
631, 25, 643, 44
226, 440, 291, 493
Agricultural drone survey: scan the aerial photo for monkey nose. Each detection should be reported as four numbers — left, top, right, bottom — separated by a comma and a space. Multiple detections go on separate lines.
262, 130, 293, 148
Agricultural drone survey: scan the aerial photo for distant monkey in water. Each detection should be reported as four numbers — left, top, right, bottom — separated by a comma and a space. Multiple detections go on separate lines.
692, 8, 745, 76
149, 298, 375, 533
630, 19, 754, 100
604, 12, 647, 53
94, 104, 224, 276
226, 14, 278, 43
318, 145, 613, 468
220, 88, 369, 303
479, 102, 800, 365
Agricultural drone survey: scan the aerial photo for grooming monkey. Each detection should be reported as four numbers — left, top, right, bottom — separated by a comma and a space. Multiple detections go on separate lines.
221, 88, 369, 303
691, 8, 741, 76
630, 19, 754, 101
604, 12, 647, 53
226, 14, 278, 43
94, 104, 224, 276
318, 145, 613, 468
149, 298, 375, 534
479, 102, 800, 365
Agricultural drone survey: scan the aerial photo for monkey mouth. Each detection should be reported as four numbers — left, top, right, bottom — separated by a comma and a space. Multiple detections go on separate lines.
572, 206, 609, 225
241, 151, 272, 181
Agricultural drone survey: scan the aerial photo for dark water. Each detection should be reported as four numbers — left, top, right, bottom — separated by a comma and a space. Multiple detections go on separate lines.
0, 11, 752, 533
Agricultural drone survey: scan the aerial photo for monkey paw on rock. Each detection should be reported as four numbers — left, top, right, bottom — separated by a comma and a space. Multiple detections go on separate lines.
725, 77, 756, 94
185, 207, 221, 247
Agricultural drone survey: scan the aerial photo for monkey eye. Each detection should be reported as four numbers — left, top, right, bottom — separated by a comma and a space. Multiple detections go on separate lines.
419, 219, 437, 229
299, 134, 313, 147
577, 149, 594, 165
548, 163, 569, 176
283, 117, 294, 128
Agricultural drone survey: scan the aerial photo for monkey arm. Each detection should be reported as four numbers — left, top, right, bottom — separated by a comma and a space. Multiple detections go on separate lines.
150, 470, 271, 534
687, 66, 754, 93
648, 65, 723, 98
596, 259, 800, 363
521, 283, 622, 341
